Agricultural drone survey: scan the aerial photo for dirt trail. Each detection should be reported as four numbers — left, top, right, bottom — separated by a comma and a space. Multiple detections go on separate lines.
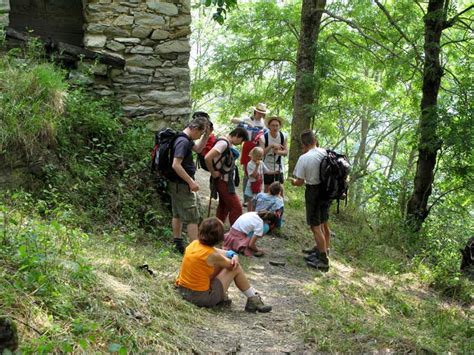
191, 169, 316, 353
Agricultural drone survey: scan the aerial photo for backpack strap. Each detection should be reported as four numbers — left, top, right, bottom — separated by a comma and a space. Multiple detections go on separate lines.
212, 138, 232, 173
264, 132, 269, 147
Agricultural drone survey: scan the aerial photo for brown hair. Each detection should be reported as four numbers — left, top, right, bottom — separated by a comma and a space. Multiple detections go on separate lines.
268, 181, 283, 196
300, 129, 319, 147
198, 217, 224, 246
257, 211, 278, 226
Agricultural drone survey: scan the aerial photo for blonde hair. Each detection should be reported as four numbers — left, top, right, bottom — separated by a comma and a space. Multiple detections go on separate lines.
249, 147, 264, 160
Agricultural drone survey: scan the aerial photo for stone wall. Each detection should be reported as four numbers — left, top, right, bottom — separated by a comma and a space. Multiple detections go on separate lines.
2, 0, 192, 126
83, 0, 192, 125
0, 0, 9, 28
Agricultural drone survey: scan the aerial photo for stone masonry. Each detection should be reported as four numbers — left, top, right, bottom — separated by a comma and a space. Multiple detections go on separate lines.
1, 0, 192, 125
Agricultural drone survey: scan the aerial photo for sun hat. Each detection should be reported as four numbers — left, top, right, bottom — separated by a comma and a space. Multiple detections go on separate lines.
265, 116, 284, 127
252, 103, 269, 114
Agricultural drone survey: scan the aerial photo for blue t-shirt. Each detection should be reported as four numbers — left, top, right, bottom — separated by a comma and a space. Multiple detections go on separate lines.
254, 193, 284, 212
172, 135, 195, 183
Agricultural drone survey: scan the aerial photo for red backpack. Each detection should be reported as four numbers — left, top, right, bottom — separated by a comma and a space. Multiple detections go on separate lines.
240, 130, 265, 172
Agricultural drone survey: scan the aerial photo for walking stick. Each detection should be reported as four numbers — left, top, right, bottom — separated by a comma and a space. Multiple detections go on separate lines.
207, 194, 212, 218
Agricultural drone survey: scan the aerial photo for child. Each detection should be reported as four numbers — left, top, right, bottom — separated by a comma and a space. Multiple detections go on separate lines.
176, 218, 272, 313
254, 181, 285, 228
244, 147, 268, 212
223, 211, 278, 257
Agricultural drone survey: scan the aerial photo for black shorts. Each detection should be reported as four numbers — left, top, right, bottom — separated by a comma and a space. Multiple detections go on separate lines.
263, 173, 284, 186
305, 184, 331, 226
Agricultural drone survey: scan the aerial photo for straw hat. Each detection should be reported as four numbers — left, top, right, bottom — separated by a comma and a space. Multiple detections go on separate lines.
253, 102, 269, 114
265, 116, 284, 127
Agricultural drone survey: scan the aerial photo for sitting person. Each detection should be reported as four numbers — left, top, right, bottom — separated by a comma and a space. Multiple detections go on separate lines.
224, 211, 278, 257
244, 147, 268, 212
254, 181, 285, 228
176, 218, 272, 313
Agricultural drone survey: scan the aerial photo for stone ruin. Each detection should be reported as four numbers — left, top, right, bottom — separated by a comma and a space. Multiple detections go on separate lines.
0, 0, 192, 126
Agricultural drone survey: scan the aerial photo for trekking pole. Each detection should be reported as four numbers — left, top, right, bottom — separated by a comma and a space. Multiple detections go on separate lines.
207, 194, 212, 218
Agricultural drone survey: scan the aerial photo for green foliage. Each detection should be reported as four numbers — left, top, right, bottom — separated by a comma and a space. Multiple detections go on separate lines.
0, 194, 204, 353
0, 55, 67, 156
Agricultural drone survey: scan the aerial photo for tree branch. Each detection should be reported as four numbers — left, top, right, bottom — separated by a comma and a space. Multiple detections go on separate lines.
444, 4, 474, 28
374, 0, 423, 65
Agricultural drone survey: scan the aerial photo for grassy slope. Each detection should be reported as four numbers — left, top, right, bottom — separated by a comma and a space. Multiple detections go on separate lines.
1, 193, 472, 353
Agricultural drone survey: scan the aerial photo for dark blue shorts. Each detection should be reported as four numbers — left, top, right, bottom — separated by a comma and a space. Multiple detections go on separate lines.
305, 184, 331, 226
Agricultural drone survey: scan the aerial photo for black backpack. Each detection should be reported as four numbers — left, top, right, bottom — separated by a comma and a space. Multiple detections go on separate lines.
319, 149, 351, 212
197, 138, 232, 173
151, 128, 189, 180
460, 236, 474, 273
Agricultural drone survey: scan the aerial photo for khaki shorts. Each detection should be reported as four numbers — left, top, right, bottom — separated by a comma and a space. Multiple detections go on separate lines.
169, 181, 201, 224
177, 278, 225, 308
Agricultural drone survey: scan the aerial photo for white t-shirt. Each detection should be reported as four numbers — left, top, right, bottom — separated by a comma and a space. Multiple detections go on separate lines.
242, 116, 265, 129
232, 212, 265, 237
241, 117, 266, 141
247, 160, 268, 182
293, 147, 327, 185
259, 131, 287, 173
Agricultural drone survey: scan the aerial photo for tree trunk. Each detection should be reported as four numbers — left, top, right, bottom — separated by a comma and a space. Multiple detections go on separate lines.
406, 0, 446, 230
288, 0, 326, 173
350, 114, 369, 207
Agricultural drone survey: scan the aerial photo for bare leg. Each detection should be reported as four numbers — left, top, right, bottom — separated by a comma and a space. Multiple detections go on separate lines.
310, 224, 327, 253
247, 199, 254, 212
322, 222, 330, 250
187, 223, 198, 241
264, 184, 269, 193
172, 217, 182, 239
216, 265, 251, 293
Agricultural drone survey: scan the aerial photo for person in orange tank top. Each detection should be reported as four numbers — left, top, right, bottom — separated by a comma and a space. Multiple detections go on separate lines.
176, 218, 272, 313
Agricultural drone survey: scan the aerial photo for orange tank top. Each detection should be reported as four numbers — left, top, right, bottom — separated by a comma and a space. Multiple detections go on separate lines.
176, 240, 215, 291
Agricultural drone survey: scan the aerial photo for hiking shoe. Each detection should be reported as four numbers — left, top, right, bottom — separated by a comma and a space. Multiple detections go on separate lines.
173, 238, 186, 254
302, 246, 318, 254
304, 250, 323, 261
306, 259, 329, 272
245, 293, 272, 313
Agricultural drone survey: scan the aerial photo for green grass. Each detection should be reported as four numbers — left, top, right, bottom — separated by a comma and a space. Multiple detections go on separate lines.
302, 272, 473, 353
0, 197, 204, 353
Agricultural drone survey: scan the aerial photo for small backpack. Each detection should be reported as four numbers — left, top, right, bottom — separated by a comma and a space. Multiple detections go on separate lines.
196, 134, 217, 171
197, 138, 232, 173
263, 131, 285, 170
151, 128, 189, 180
319, 149, 351, 212
240, 127, 265, 169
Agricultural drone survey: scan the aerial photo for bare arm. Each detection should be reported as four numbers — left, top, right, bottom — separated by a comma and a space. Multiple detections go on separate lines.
290, 177, 305, 187
192, 129, 211, 153
248, 236, 260, 251
172, 157, 199, 191
207, 251, 238, 270
204, 148, 221, 178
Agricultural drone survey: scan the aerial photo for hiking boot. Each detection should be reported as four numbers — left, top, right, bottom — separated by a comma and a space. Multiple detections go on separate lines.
173, 238, 186, 254
244, 293, 272, 313
306, 252, 329, 272
304, 250, 322, 261
302, 246, 318, 254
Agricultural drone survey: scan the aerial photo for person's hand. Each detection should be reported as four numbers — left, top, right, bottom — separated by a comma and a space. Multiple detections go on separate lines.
231, 255, 239, 270
290, 178, 297, 186
211, 171, 221, 179
189, 180, 199, 192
